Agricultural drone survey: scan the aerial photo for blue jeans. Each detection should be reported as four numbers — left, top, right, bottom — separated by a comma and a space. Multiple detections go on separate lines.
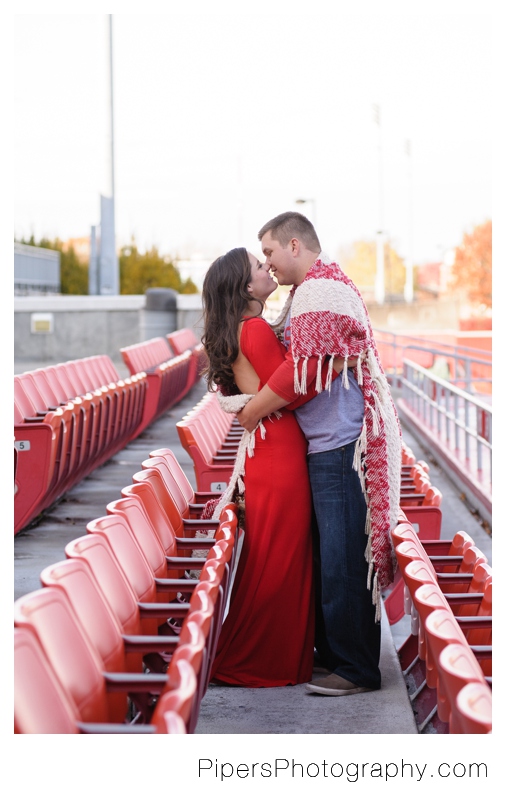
308, 442, 381, 689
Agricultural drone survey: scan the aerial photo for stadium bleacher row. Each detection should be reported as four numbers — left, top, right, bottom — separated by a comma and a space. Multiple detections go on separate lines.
14, 330, 202, 534
14, 337, 492, 734
14, 444, 240, 734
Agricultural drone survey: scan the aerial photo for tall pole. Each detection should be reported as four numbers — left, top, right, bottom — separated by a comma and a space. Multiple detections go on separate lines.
99, 14, 119, 295
373, 103, 385, 305
404, 139, 414, 303
109, 15, 115, 205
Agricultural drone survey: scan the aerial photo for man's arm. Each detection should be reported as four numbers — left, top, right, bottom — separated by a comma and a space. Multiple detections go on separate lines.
237, 384, 289, 432
237, 354, 358, 432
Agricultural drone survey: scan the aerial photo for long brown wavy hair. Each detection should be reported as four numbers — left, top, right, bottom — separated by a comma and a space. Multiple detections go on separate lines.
201, 247, 263, 394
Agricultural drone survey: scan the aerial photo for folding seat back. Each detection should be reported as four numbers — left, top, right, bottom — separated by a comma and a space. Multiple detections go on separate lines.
402, 560, 439, 620
121, 480, 180, 557
453, 681, 492, 734
424, 608, 491, 689
167, 621, 205, 734
412, 581, 451, 669
149, 447, 196, 506
17, 372, 53, 415
79, 357, 105, 390
167, 328, 198, 354
395, 539, 435, 580
39, 558, 131, 674
438, 545, 489, 594
391, 521, 419, 550
150, 700, 187, 734
153, 657, 197, 732
86, 515, 159, 609
106, 495, 173, 582
437, 643, 489, 731
132, 467, 186, 538
14, 587, 115, 723
422, 486, 443, 507
65, 534, 143, 637
61, 360, 90, 397
142, 455, 190, 517
14, 627, 80, 734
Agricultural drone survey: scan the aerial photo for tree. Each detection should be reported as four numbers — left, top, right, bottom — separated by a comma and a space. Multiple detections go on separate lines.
119, 242, 197, 295
451, 220, 491, 309
339, 239, 408, 297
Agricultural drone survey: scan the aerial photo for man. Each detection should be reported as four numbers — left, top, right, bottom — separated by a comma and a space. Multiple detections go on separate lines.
237, 211, 402, 696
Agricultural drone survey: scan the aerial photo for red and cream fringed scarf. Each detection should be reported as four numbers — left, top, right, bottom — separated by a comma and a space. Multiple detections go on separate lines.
270, 254, 402, 618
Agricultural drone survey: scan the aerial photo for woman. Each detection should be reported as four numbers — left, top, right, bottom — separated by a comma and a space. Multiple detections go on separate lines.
201, 248, 319, 687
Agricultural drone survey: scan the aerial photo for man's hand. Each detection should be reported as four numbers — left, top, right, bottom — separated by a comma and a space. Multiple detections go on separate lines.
235, 386, 289, 432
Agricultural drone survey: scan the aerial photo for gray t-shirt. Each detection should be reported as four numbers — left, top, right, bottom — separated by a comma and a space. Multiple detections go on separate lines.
284, 312, 364, 455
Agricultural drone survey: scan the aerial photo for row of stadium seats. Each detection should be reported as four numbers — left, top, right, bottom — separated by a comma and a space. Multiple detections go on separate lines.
120, 329, 206, 434
14, 446, 240, 733
14, 355, 147, 534
392, 517, 492, 733
14, 330, 204, 535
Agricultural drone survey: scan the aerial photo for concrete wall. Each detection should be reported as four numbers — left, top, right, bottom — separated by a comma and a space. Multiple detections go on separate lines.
14, 294, 204, 371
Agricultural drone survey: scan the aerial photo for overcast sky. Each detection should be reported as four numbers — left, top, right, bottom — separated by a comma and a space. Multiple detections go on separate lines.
13, 2, 498, 268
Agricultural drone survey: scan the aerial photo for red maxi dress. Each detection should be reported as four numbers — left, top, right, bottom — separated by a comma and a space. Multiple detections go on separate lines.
210, 317, 315, 687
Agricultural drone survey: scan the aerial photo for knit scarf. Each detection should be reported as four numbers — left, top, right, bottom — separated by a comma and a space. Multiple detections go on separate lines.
269, 253, 402, 617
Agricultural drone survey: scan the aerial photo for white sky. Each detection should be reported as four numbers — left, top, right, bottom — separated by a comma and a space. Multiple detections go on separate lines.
12, 1, 499, 268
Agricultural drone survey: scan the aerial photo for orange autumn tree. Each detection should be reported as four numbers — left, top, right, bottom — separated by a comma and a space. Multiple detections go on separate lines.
451, 220, 492, 309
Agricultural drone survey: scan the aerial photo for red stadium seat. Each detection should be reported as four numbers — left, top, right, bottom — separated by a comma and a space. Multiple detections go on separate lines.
453, 680, 492, 734
14, 627, 189, 734
437, 643, 491, 732
14, 587, 168, 724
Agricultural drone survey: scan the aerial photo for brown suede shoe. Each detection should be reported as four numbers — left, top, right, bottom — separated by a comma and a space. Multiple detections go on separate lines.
306, 674, 376, 696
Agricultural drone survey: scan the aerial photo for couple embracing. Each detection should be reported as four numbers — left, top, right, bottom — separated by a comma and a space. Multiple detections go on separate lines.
201, 211, 402, 697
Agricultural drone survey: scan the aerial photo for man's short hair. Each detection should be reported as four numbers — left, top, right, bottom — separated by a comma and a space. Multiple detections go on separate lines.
258, 211, 321, 252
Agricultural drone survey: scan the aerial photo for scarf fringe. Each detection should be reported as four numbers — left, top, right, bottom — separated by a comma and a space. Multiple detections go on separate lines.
315, 355, 323, 393
325, 355, 335, 392
342, 355, 349, 389
300, 357, 308, 394
364, 511, 382, 621
293, 357, 301, 394
356, 353, 364, 385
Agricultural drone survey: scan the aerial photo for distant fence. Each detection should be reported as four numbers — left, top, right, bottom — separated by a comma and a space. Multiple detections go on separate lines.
374, 328, 492, 397
397, 358, 492, 526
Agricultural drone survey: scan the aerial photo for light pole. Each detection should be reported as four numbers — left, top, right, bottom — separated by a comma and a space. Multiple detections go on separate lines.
373, 103, 385, 305
404, 139, 414, 303
295, 198, 317, 229
97, 14, 119, 295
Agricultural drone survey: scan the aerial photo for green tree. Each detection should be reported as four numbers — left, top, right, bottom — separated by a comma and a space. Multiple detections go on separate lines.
119, 242, 197, 294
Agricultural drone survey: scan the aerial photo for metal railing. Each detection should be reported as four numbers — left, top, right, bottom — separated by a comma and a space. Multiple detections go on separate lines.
401, 358, 492, 488
374, 328, 492, 396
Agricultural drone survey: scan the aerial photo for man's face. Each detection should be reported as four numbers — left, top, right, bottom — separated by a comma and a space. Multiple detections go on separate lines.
261, 231, 299, 286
